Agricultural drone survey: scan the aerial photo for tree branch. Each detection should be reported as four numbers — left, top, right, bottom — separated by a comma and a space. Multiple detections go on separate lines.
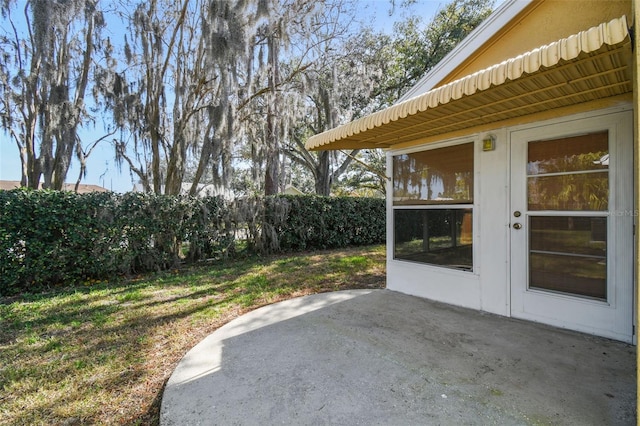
237, 62, 313, 111
338, 149, 389, 182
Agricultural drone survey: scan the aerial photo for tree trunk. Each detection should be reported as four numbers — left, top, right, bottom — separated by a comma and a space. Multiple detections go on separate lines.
314, 151, 331, 196
264, 31, 280, 196
264, 115, 280, 195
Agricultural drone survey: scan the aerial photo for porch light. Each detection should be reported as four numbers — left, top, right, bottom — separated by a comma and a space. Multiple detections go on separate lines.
482, 135, 496, 152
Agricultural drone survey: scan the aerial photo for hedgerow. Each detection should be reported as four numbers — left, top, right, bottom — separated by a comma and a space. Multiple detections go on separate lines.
0, 190, 384, 295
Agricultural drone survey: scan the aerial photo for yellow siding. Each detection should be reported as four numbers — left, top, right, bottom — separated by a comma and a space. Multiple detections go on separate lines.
441, 0, 631, 85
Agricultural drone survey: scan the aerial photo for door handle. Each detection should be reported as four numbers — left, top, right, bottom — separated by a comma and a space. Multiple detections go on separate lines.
513, 223, 522, 230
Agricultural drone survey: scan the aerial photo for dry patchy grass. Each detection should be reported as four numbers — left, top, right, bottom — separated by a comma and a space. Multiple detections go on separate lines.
0, 245, 385, 425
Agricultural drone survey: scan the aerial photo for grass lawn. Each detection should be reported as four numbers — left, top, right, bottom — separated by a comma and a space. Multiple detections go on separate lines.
0, 244, 385, 425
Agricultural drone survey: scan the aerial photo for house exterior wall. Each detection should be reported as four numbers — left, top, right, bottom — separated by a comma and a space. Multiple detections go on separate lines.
386, 129, 511, 315
386, 124, 512, 316
386, 105, 634, 342
381, 0, 638, 344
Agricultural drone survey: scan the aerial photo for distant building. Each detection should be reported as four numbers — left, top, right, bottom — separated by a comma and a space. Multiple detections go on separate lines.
132, 183, 305, 198
283, 185, 305, 196
0, 180, 109, 194
132, 182, 234, 199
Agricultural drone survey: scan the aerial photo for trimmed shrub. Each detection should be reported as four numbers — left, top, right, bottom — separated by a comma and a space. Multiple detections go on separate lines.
271, 195, 385, 251
0, 190, 384, 295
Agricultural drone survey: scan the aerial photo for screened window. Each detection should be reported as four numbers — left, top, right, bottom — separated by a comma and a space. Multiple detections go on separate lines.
393, 143, 473, 205
392, 143, 474, 271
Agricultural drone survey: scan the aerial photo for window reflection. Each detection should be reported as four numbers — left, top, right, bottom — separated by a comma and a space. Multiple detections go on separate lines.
394, 209, 472, 270
527, 131, 608, 211
393, 143, 474, 205
529, 216, 606, 300
527, 131, 608, 175
528, 173, 608, 211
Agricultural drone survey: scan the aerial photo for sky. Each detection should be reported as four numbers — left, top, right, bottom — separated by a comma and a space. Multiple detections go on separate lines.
0, 0, 468, 193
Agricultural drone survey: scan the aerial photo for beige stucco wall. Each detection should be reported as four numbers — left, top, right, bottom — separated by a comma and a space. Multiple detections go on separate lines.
441, 0, 631, 86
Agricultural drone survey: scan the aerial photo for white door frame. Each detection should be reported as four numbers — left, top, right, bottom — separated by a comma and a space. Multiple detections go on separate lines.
509, 108, 634, 343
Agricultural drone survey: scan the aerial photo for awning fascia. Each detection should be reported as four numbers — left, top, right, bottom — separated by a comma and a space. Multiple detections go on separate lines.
306, 15, 632, 151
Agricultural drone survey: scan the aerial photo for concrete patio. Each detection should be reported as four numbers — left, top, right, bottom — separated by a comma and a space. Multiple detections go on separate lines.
160, 289, 635, 425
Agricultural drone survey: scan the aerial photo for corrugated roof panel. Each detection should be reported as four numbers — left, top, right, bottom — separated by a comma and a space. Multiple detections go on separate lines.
306, 15, 631, 151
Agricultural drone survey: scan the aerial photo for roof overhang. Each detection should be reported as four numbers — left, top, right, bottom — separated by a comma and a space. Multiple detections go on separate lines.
306, 15, 632, 151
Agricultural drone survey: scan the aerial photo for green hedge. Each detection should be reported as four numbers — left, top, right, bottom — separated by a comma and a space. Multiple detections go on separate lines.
269, 195, 385, 250
0, 190, 384, 295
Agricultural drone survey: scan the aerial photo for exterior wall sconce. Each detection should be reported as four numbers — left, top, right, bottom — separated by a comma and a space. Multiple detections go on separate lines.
482, 134, 496, 152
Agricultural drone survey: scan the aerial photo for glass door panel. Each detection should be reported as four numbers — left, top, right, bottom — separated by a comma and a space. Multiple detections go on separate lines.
529, 216, 607, 300
526, 131, 608, 174
527, 131, 609, 211
527, 173, 608, 211
526, 131, 609, 300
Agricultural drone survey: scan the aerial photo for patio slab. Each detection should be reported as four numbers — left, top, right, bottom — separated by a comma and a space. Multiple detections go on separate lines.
160, 289, 636, 425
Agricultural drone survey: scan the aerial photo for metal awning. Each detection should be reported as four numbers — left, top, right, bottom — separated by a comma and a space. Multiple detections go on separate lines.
306, 15, 632, 151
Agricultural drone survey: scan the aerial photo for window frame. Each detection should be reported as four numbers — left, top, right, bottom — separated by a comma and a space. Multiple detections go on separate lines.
389, 138, 478, 273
